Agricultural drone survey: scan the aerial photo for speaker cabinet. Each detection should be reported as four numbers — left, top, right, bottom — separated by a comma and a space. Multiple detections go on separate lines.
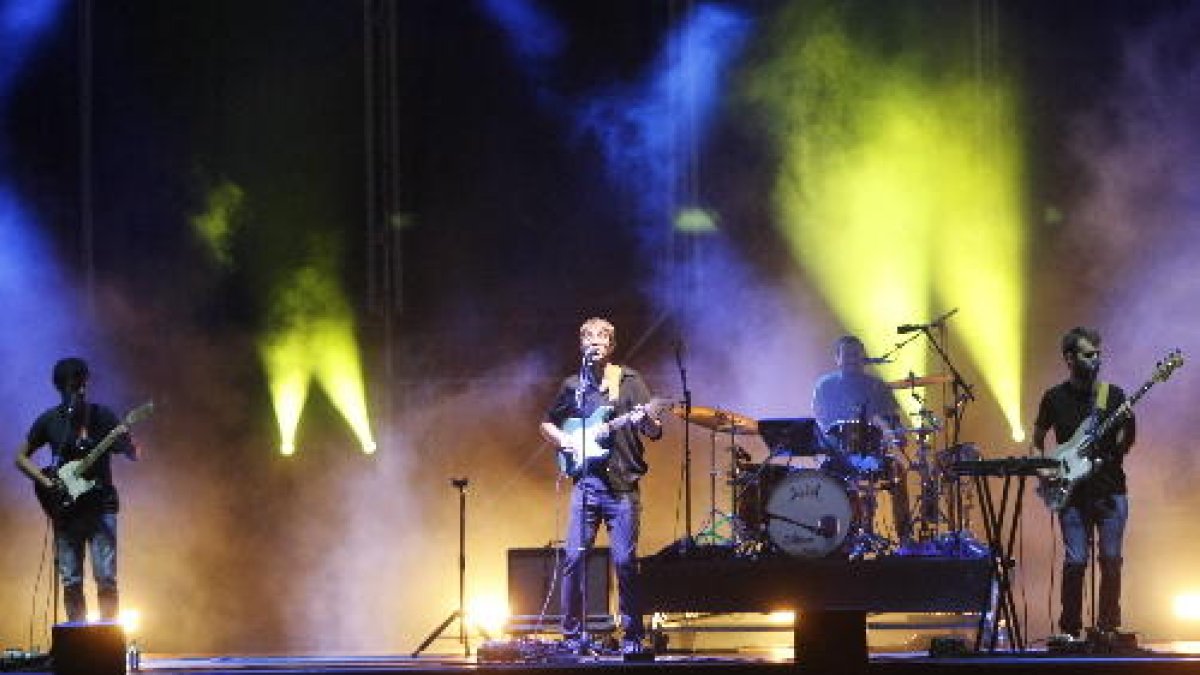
52, 621, 126, 675
507, 546, 611, 633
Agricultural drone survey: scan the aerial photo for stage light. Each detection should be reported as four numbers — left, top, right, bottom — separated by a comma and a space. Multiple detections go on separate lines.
745, 1, 1025, 434
1174, 593, 1200, 620
260, 262, 375, 456
310, 317, 377, 455
767, 610, 795, 624
118, 608, 141, 635
674, 207, 719, 234
466, 596, 508, 638
260, 330, 310, 457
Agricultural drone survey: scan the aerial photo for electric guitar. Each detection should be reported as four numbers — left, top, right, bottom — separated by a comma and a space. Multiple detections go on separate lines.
1038, 350, 1183, 511
556, 398, 670, 478
36, 401, 154, 519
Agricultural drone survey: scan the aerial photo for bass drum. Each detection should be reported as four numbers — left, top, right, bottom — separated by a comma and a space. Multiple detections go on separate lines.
765, 469, 854, 558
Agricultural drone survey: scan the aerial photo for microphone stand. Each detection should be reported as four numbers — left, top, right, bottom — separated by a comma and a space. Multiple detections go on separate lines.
913, 315, 976, 555
571, 354, 600, 655
675, 342, 693, 554
412, 478, 475, 657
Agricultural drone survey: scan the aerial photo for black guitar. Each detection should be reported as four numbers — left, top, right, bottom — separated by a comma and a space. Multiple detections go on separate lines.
35, 402, 153, 519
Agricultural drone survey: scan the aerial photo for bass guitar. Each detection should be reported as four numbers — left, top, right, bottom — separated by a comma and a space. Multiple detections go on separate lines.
556, 398, 670, 478
36, 401, 154, 519
1038, 349, 1183, 511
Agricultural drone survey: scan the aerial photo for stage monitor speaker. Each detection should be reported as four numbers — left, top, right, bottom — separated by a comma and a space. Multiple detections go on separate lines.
507, 546, 610, 632
52, 621, 125, 675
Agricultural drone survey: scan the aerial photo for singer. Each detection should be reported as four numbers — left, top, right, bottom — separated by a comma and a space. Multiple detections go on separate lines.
539, 317, 662, 655
1032, 327, 1135, 640
12, 357, 141, 622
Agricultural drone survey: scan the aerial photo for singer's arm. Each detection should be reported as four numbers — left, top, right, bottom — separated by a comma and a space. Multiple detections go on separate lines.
14, 440, 55, 489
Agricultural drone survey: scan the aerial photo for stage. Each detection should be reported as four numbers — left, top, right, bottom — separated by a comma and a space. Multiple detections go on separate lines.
15, 646, 1200, 675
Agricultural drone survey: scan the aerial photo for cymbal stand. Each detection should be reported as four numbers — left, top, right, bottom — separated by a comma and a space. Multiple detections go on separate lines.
695, 430, 736, 546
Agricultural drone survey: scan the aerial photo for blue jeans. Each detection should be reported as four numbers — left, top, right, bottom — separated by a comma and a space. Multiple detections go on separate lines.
1059, 494, 1127, 633
55, 511, 119, 622
561, 475, 642, 641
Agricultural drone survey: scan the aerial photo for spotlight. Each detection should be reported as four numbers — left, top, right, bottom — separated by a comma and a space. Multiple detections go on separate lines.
767, 610, 795, 624
281, 441, 296, 456
118, 609, 141, 635
466, 596, 509, 639
1174, 593, 1200, 620
361, 440, 377, 454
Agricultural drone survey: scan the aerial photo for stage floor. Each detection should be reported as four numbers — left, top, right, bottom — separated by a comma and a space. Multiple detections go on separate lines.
28, 645, 1200, 675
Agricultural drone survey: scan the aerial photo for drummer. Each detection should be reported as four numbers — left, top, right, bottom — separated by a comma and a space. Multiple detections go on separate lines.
811, 335, 914, 552
812, 335, 908, 468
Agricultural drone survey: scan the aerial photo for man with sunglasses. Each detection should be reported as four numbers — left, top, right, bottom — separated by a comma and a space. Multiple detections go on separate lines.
1032, 327, 1136, 640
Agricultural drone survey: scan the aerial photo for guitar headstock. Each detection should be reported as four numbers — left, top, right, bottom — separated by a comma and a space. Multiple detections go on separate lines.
124, 401, 156, 426
1153, 349, 1185, 383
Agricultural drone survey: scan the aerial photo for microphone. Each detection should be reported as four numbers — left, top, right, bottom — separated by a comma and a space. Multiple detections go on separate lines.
897, 308, 960, 334
864, 356, 892, 364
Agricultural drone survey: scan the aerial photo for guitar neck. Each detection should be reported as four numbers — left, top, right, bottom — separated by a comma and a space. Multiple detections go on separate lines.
74, 425, 125, 476
1091, 380, 1151, 441
601, 399, 665, 435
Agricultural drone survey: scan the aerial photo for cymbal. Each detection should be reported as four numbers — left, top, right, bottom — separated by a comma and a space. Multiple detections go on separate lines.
886, 373, 953, 389
670, 404, 759, 435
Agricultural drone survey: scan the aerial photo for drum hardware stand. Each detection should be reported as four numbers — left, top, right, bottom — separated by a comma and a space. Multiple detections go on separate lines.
695, 430, 743, 546
413, 477, 478, 657
844, 477, 894, 559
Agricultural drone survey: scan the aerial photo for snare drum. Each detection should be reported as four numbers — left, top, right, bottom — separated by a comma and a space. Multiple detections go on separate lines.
764, 469, 855, 557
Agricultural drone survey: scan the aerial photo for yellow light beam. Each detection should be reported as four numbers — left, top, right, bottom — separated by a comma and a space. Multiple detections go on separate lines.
745, 1, 1025, 436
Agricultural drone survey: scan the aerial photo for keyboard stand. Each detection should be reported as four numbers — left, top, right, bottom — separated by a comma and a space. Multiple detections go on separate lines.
968, 468, 1031, 652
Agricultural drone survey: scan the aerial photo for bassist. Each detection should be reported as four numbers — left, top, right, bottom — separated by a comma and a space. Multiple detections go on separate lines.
539, 317, 662, 654
13, 357, 140, 623
1033, 327, 1135, 639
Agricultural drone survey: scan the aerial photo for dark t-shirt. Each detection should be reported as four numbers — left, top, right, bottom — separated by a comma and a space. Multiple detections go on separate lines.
27, 402, 135, 513
545, 366, 656, 492
1035, 380, 1135, 500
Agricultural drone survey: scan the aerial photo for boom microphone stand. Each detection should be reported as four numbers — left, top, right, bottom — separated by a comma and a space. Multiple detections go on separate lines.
412, 477, 472, 657
675, 341, 694, 554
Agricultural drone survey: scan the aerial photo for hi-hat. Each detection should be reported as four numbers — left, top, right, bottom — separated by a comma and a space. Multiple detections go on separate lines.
670, 404, 759, 435
886, 373, 953, 389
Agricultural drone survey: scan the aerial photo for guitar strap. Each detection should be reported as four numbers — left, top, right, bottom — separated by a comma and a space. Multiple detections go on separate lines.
1093, 381, 1110, 413
601, 364, 622, 403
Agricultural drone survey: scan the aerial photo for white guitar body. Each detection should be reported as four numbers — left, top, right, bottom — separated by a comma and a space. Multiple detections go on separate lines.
53, 459, 98, 502
1038, 414, 1103, 512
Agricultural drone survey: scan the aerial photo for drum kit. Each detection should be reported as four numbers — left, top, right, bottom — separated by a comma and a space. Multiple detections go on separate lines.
670, 373, 984, 560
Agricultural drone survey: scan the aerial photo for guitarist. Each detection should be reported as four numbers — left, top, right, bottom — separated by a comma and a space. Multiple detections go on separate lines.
539, 317, 662, 655
1033, 327, 1135, 639
13, 357, 140, 623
